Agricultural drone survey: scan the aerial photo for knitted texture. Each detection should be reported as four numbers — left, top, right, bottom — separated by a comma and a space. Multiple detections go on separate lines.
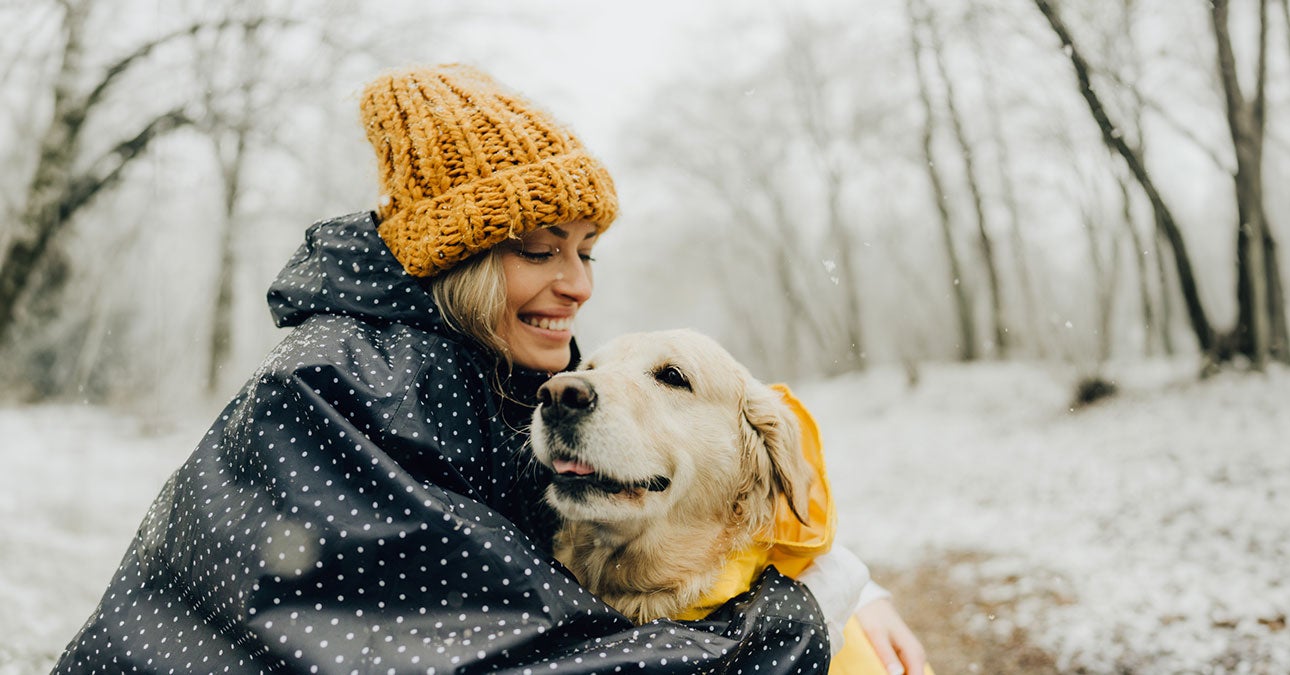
360, 64, 618, 277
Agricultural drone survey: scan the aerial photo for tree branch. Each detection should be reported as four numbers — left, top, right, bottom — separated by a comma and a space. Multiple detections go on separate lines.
79, 16, 297, 119
1033, 0, 1213, 351
1098, 67, 1232, 173
61, 108, 192, 221
0, 2, 61, 89
1210, 0, 1250, 168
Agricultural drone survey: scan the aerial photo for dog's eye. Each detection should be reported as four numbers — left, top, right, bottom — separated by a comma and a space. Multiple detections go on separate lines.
653, 365, 691, 391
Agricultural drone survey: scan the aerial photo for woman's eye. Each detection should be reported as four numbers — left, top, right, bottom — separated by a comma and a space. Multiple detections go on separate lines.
511, 243, 556, 261
579, 251, 596, 263
653, 365, 691, 390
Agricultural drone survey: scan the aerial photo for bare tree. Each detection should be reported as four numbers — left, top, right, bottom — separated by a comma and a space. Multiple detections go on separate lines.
0, 3, 304, 355
1047, 114, 1125, 366
624, 10, 914, 378
1115, 170, 1162, 356
1152, 228, 1178, 355
0, 1, 196, 350
1033, 0, 1216, 357
1211, 0, 1288, 367
1084, 184, 1124, 364
190, 4, 301, 396
923, 2, 1008, 357
1106, 0, 1172, 357
182, 1, 519, 396
192, 18, 258, 396
781, 18, 868, 371
907, 0, 977, 361
0, 4, 62, 219
634, 73, 855, 379
964, 2, 1046, 358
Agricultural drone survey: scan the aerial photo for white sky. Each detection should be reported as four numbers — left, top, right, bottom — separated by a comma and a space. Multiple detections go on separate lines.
434, 0, 846, 163
448, 0, 729, 158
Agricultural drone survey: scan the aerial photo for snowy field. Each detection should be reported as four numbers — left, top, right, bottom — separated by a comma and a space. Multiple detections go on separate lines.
2, 360, 1287, 674
798, 361, 1290, 674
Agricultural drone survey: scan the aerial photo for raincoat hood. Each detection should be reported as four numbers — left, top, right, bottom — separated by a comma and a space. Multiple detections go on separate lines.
55, 212, 831, 674
267, 211, 448, 332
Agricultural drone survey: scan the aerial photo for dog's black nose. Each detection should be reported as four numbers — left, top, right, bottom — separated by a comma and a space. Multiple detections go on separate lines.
538, 377, 596, 421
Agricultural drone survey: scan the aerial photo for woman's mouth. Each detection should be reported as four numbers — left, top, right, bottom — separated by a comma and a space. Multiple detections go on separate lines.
521, 315, 573, 332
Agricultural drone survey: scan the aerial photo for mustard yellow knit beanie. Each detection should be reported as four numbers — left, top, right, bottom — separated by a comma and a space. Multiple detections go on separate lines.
360, 64, 618, 277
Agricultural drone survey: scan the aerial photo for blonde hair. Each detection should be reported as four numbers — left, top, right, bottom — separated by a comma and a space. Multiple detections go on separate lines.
431, 249, 512, 363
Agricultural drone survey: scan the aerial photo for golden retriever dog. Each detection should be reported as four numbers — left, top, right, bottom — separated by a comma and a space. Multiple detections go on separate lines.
529, 329, 814, 623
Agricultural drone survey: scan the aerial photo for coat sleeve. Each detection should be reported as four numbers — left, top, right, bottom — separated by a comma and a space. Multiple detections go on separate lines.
54, 318, 832, 674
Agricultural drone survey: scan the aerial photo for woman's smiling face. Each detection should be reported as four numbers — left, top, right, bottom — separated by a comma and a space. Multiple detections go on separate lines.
497, 220, 599, 373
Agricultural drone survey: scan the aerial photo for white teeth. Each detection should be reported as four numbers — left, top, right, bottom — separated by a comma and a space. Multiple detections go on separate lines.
524, 316, 572, 331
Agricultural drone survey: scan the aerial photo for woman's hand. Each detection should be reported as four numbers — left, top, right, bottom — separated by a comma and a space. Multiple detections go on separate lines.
855, 597, 928, 675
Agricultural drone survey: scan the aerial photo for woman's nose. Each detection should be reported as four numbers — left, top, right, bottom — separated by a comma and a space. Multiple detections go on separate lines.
553, 256, 593, 303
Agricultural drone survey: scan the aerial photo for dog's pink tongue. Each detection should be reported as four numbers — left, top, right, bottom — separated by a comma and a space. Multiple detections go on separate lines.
553, 458, 596, 476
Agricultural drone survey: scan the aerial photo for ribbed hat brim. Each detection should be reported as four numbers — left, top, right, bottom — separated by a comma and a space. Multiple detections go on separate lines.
377, 150, 617, 277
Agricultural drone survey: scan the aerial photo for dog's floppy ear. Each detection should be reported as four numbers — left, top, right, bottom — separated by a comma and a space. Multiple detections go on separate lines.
739, 381, 813, 528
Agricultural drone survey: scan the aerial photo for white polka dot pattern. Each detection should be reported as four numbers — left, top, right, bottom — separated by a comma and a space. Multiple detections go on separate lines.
53, 213, 830, 673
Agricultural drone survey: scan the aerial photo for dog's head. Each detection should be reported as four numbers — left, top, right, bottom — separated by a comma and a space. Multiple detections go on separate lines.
529, 329, 812, 536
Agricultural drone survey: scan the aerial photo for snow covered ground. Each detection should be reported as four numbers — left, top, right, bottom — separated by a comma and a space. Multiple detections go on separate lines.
0, 405, 201, 674
1, 360, 1287, 674
798, 360, 1290, 674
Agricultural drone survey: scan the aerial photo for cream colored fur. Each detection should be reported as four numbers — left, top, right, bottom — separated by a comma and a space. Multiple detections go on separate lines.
529, 329, 813, 623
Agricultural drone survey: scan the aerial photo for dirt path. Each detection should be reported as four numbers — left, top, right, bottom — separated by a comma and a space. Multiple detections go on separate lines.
873, 551, 1064, 674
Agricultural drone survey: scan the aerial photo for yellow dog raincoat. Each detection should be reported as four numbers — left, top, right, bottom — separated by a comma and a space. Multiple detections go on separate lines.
675, 385, 933, 675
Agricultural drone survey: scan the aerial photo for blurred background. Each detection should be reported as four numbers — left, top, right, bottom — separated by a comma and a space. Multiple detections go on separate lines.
1, 0, 1288, 673
2, 0, 1285, 408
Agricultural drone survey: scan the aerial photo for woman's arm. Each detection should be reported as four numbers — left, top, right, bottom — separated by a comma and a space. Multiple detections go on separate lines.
797, 545, 872, 653
797, 547, 928, 674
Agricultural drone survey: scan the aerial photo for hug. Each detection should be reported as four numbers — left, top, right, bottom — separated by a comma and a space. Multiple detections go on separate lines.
55, 64, 927, 675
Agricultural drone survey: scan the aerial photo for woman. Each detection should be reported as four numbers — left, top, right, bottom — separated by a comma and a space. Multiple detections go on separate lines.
55, 64, 923, 674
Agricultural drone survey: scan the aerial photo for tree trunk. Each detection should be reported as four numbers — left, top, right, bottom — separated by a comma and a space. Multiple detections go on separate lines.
1117, 174, 1158, 356
207, 131, 245, 395
966, 5, 1042, 358
675, 139, 833, 379
730, 173, 812, 378
754, 167, 840, 371
0, 0, 87, 348
908, 0, 970, 361
780, 24, 866, 372
822, 171, 867, 372
1112, 0, 1162, 358
1154, 229, 1177, 355
1080, 197, 1121, 364
1283, 0, 1290, 78
1212, 0, 1287, 367
907, 0, 975, 361
1033, 0, 1214, 354
926, 5, 1007, 357
1265, 237, 1289, 358
200, 12, 261, 396
0, 2, 198, 349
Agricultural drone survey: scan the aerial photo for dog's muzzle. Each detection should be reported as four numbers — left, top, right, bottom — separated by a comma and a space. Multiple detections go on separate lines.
537, 375, 671, 498
537, 376, 597, 425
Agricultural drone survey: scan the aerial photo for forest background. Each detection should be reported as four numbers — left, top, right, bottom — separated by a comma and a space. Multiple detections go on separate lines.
1, 0, 1287, 673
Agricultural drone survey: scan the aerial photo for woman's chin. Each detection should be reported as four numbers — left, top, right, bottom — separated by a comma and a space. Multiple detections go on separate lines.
512, 343, 572, 373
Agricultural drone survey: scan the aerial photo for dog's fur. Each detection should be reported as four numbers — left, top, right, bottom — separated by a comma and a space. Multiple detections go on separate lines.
529, 329, 813, 623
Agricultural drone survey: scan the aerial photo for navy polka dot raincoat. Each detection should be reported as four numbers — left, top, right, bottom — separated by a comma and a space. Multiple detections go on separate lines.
54, 212, 831, 674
